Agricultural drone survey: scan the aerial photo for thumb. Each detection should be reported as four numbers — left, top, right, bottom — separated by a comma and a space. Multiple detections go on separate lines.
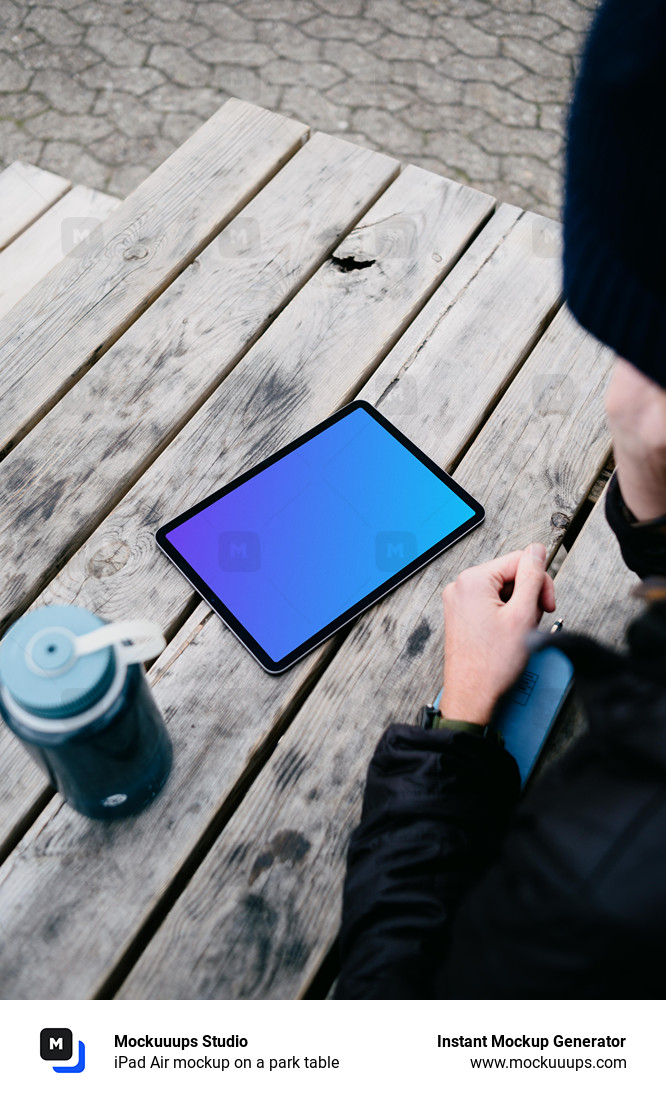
510, 543, 548, 620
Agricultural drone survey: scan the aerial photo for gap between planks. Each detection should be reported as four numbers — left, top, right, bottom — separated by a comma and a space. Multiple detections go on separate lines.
0, 162, 71, 250
532, 477, 634, 778
0, 185, 121, 320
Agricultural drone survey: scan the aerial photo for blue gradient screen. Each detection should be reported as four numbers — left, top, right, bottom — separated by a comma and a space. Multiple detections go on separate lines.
166, 408, 475, 663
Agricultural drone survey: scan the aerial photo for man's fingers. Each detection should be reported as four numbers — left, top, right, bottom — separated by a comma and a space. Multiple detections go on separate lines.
486, 549, 524, 585
444, 545, 553, 608
444, 550, 523, 604
499, 580, 515, 603
510, 543, 549, 617
539, 571, 556, 613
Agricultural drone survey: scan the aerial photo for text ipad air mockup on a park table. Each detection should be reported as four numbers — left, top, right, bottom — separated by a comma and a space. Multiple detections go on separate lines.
155, 402, 484, 673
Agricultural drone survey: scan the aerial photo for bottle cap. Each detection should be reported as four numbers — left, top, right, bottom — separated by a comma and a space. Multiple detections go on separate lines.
0, 606, 115, 719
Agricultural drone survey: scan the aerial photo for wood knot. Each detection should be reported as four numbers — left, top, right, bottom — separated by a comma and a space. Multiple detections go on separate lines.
123, 243, 149, 261
550, 512, 570, 530
330, 254, 375, 272
87, 539, 131, 578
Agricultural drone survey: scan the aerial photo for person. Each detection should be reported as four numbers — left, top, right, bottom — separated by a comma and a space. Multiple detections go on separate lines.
335, 0, 666, 998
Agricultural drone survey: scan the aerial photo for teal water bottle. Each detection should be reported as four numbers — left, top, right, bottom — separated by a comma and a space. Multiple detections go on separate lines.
0, 605, 172, 819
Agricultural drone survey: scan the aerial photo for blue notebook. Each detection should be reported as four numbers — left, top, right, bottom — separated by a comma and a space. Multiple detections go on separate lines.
434, 634, 574, 786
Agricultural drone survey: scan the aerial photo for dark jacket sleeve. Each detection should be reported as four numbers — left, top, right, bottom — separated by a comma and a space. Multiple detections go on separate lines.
435, 623, 666, 998
605, 471, 666, 578
335, 723, 520, 999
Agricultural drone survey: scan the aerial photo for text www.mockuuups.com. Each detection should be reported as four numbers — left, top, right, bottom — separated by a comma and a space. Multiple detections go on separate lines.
469, 1056, 626, 1071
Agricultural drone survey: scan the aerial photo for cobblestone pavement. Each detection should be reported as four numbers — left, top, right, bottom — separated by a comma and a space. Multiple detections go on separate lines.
0, 0, 598, 218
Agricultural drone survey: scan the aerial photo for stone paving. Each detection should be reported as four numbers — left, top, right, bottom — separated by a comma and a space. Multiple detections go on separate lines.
0, 0, 598, 219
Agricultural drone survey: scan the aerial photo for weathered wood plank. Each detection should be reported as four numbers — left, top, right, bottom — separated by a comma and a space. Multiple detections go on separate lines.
0, 185, 120, 318
363, 207, 562, 468
544, 485, 632, 645
0, 206, 569, 997
115, 308, 615, 999
0, 162, 70, 250
0, 100, 307, 459
532, 483, 637, 774
0, 713, 51, 856
0, 133, 399, 634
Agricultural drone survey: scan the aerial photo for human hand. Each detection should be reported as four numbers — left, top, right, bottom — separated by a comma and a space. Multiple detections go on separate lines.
605, 358, 666, 521
440, 544, 556, 726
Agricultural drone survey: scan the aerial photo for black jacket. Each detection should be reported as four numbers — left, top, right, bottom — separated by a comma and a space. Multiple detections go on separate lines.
336, 475, 666, 997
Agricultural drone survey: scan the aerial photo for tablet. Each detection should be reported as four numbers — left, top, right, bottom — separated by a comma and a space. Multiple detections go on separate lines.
155, 401, 484, 673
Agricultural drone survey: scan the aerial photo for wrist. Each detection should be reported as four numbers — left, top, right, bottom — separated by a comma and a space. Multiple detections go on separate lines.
614, 455, 666, 522
440, 689, 494, 727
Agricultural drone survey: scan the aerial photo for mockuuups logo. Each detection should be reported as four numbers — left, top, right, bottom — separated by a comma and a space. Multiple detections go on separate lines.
219, 530, 261, 571
40, 1028, 86, 1074
375, 530, 417, 572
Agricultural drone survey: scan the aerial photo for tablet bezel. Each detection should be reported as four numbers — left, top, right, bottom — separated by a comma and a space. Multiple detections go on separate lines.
155, 400, 484, 674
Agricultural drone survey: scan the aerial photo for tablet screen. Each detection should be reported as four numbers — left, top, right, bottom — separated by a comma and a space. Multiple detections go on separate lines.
156, 402, 483, 672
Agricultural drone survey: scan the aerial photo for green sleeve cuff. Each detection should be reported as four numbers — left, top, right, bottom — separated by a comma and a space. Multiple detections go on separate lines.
432, 715, 487, 736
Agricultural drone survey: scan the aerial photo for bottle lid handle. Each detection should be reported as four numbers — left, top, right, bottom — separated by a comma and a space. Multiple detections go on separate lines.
73, 619, 166, 666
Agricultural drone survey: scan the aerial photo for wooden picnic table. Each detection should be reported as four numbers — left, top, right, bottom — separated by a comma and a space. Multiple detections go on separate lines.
0, 99, 634, 1000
